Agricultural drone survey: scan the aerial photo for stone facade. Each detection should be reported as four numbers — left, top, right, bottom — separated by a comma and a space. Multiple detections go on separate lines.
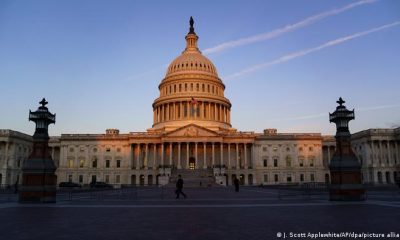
0, 130, 32, 186
351, 128, 400, 184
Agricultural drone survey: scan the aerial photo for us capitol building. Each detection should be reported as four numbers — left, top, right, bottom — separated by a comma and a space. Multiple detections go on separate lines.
1, 19, 399, 187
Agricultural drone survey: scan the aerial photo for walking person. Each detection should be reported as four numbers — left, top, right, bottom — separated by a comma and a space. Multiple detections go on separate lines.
234, 177, 240, 192
175, 175, 187, 199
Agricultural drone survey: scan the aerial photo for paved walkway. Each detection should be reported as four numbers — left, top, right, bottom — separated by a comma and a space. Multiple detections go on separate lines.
0, 187, 399, 240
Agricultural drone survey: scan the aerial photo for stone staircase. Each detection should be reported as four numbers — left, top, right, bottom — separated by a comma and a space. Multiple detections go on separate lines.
169, 169, 215, 187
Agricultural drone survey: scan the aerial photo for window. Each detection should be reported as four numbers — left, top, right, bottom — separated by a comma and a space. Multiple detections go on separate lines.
105, 175, 110, 183
263, 174, 268, 182
309, 158, 315, 167
106, 160, 110, 168
309, 146, 313, 152
116, 175, 120, 184
273, 158, 278, 167
299, 157, 304, 167
80, 147, 84, 152
93, 148, 97, 153
286, 156, 292, 167
69, 148, 74, 153
274, 174, 279, 182
262, 147, 267, 152
79, 175, 83, 183
92, 158, 97, 168
286, 147, 290, 152
68, 175, 73, 182
79, 159, 84, 168
117, 148, 121, 152
300, 174, 304, 182
263, 159, 268, 167
310, 174, 315, 182
287, 175, 292, 183
68, 159, 74, 168
106, 148, 111, 152
299, 147, 303, 152
117, 160, 121, 168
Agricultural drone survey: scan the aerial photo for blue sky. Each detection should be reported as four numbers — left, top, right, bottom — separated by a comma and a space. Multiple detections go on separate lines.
0, 0, 399, 136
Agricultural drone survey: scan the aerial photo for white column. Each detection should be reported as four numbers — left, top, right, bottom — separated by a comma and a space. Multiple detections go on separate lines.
178, 143, 181, 169
186, 142, 190, 169
136, 144, 140, 170
395, 141, 399, 164
153, 144, 157, 168
144, 144, 148, 169
203, 143, 207, 169
169, 142, 173, 166
59, 145, 64, 168
161, 143, 164, 166
166, 104, 169, 121
5, 142, 9, 167
244, 143, 248, 169
228, 144, 231, 169
251, 144, 255, 169
86, 145, 90, 168
195, 142, 198, 168
379, 141, 383, 165
236, 143, 239, 169
387, 141, 392, 165
51, 147, 55, 160
371, 141, 375, 166
220, 142, 223, 166
212, 142, 215, 167
327, 147, 331, 165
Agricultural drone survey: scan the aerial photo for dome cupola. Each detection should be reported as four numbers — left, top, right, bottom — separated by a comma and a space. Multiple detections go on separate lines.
149, 17, 233, 133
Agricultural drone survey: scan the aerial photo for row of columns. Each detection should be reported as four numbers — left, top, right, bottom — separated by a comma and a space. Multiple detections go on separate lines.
154, 101, 230, 124
369, 140, 399, 166
132, 142, 253, 170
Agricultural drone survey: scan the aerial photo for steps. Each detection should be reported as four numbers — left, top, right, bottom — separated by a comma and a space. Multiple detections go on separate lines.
169, 169, 215, 187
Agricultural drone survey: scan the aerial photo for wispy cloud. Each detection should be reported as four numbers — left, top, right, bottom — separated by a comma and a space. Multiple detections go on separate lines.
270, 104, 400, 122
225, 21, 400, 80
203, 0, 377, 55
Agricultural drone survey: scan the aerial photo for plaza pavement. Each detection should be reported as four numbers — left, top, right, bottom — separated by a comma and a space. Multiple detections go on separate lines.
0, 186, 399, 240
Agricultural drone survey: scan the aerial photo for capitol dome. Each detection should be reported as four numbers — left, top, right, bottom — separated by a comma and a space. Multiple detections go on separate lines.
149, 17, 233, 133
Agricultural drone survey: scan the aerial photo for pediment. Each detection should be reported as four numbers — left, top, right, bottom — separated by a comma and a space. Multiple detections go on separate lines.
164, 124, 220, 137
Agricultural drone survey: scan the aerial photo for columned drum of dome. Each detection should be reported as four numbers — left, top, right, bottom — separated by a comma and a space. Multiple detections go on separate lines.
149, 17, 234, 133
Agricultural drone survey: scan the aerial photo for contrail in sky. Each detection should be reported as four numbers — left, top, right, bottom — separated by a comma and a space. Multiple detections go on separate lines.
225, 21, 400, 80
203, 0, 377, 54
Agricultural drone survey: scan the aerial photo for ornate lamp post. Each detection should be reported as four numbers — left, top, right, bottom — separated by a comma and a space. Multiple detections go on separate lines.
19, 98, 57, 203
329, 97, 364, 201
